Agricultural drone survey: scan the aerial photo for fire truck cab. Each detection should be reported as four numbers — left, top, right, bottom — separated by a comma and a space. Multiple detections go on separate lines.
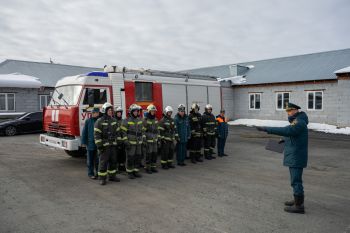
40, 67, 222, 157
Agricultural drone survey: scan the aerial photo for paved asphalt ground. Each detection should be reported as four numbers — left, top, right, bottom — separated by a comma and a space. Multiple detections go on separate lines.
0, 126, 349, 233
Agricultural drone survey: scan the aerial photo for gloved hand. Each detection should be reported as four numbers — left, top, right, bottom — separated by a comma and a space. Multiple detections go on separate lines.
256, 126, 267, 132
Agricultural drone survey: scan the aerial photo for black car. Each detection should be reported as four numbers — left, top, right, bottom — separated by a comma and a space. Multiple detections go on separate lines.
0, 112, 43, 136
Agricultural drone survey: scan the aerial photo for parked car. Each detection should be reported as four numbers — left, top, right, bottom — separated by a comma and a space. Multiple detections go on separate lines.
0, 112, 43, 136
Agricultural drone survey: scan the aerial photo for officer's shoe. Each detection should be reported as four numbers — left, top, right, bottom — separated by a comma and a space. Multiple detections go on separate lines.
284, 195, 305, 214
284, 199, 295, 206
223, 154, 229, 156
151, 167, 158, 173
133, 171, 142, 178
108, 175, 121, 182
128, 173, 136, 179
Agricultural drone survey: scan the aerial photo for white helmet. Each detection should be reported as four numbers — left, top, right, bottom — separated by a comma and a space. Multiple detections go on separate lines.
101, 102, 113, 113
115, 106, 123, 112
205, 104, 213, 110
191, 103, 200, 111
164, 106, 173, 114
129, 104, 139, 112
178, 104, 185, 112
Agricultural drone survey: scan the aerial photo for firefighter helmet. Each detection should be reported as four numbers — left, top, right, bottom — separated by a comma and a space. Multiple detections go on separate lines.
115, 106, 123, 113
147, 104, 157, 112
164, 106, 173, 113
178, 104, 185, 112
129, 104, 139, 112
205, 104, 213, 111
101, 102, 113, 113
191, 103, 200, 111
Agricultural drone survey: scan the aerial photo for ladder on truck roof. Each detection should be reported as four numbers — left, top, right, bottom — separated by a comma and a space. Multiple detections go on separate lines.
104, 66, 219, 81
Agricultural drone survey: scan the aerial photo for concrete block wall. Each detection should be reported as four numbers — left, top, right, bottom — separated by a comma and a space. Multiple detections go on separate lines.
231, 81, 339, 125
0, 87, 39, 113
337, 78, 350, 127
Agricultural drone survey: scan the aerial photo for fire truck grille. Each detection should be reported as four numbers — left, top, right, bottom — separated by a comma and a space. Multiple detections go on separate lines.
48, 123, 70, 134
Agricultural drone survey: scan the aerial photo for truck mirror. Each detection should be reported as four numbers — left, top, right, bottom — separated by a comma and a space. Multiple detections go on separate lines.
58, 93, 63, 100
88, 89, 94, 107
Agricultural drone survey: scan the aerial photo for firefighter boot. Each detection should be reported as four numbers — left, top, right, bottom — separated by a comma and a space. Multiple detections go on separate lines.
100, 176, 107, 185
162, 163, 169, 170
133, 171, 142, 178
145, 165, 152, 174
209, 148, 216, 159
151, 166, 158, 173
128, 172, 136, 179
190, 152, 196, 164
108, 175, 121, 182
196, 152, 203, 162
204, 150, 212, 160
167, 161, 175, 169
284, 195, 305, 214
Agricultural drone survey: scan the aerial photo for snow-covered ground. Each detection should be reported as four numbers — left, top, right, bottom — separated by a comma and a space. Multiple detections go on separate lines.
229, 119, 350, 135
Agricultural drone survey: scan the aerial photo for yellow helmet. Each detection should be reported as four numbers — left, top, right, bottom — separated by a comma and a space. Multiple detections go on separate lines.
147, 104, 157, 112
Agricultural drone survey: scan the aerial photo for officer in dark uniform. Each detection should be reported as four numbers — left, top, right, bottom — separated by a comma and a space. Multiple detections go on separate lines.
202, 104, 217, 160
188, 103, 203, 163
94, 103, 120, 185
257, 103, 308, 214
115, 106, 126, 173
216, 109, 229, 157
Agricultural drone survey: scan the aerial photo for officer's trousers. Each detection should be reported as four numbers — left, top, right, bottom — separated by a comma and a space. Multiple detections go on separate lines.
176, 142, 187, 164
289, 167, 304, 196
217, 136, 227, 156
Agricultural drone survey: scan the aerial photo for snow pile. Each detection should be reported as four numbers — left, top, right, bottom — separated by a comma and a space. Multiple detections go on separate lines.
334, 66, 350, 74
229, 119, 350, 135
217, 75, 247, 85
0, 73, 42, 88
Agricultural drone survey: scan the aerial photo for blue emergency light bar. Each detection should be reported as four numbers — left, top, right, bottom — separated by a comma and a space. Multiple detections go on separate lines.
86, 72, 108, 77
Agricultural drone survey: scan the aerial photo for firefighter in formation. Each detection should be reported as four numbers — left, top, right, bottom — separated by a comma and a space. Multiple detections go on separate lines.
92, 102, 227, 184
94, 103, 120, 185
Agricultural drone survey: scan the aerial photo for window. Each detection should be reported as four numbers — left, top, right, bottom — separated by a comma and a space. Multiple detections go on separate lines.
135, 82, 153, 102
249, 93, 261, 110
307, 91, 323, 110
49, 85, 82, 106
39, 95, 51, 110
82, 88, 107, 105
276, 92, 290, 110
26, 112, 42, 120
0, 93, 15, 111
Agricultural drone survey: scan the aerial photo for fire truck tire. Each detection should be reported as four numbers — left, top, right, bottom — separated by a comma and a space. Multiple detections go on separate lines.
64, 147, 86, 158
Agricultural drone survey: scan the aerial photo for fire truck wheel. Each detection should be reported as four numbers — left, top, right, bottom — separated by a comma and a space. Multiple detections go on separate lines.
64, 147, 86, 158
5, 126, 17, 136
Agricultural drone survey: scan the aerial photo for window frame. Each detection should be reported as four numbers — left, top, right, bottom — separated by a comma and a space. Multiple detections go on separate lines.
275, 92, 290, 111
248, 93, 261, 110
82, 87, 108, 106
0, 93, 16, 112
306, 90, 323, 111
39, 94, 50, 110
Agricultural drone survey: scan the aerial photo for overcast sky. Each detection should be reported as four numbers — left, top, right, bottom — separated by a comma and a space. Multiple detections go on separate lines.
0, 0, 349, 70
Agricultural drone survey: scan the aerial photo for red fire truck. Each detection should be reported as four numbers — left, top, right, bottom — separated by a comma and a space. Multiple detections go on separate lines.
39, 66, 222, 157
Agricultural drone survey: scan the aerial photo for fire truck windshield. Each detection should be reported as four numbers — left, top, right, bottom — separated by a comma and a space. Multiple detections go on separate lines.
49, 85, 82, 106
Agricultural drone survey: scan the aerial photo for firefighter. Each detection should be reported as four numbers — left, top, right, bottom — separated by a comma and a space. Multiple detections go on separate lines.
174, 104, 191, 166
159, 106, 178, 169
188, 103, 203, 163
121, 104, 144, 179
94, 103, 120, 185
142, 104, 160, 174
115, 106, 126, 173
202, 104, 217, 160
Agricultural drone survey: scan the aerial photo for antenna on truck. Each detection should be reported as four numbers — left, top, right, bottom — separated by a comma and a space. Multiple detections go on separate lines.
103, 65, 218, 81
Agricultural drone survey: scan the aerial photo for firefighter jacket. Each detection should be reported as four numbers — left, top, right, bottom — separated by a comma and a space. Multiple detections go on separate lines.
94, 115, 118, 150
142, 112, 160, 143
189, 111, 202, 138
202, 111, 217, 136
120, 114, 144, 146
158, 114, 178, 142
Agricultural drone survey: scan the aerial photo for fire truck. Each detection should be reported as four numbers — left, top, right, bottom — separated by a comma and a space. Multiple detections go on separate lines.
39, 66, 222, 157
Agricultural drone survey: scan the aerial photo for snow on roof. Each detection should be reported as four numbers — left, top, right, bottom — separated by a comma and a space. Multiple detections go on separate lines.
0, 73, 42, 88
334, 66, 350, 74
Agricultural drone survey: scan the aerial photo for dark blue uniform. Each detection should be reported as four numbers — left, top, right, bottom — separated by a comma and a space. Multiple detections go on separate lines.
265, 111, 309, 196
81, 117, 98, 177
174, 113, 191, 165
